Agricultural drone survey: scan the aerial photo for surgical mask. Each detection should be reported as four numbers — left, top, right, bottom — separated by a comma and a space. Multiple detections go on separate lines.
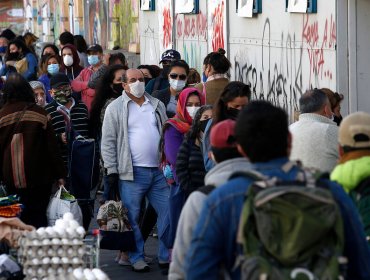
47, 63, 60, 75
88, 55, 100, 66
112, 83, 123, 94
226, 107, 241, 120
169, 78, 186, 92
128, 81, 145, 98
0, 46, 6, 53
63, 55, 73, 67
186, 106, 200, 119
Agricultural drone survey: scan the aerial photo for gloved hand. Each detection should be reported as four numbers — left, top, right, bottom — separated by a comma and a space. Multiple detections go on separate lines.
107, 173, 119, 200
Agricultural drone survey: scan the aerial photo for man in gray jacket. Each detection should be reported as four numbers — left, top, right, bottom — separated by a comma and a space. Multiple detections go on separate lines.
169, 120, 252, 279
101, 69, 169, 272
290, 89, 339, 172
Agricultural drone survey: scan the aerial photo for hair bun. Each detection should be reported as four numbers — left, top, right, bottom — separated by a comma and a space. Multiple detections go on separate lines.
217, 48, 226, 55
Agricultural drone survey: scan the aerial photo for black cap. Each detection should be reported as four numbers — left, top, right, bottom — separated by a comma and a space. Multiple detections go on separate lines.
50, 73, 70, 89
87, 44, 103, 53
159, 49, 181, 64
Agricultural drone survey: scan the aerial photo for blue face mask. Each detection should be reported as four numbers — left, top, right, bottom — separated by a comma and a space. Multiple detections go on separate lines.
0, 46, 6, 54
88, 55, 100, 66
47, 63, 60, 75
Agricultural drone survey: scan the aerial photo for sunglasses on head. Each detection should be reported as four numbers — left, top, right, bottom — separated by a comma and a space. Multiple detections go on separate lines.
169, 73, 187, 80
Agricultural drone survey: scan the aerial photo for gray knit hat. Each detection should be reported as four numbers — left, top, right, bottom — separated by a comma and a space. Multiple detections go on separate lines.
29, 81, 46, 92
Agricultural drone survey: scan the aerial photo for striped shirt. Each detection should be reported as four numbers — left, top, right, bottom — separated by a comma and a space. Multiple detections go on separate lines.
45, 99, 89, 166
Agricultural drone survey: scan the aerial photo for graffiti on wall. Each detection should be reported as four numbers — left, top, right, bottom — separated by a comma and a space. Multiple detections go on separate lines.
0, 0, 24, 34
84, 0, 108, 48
158, 0, 173, 53
141, 22, 160, 64
232, 15, 336, 121
208, 0, 226, 52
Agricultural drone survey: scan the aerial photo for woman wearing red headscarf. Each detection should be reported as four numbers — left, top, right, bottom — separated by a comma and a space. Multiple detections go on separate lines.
160, 87, 205, 182
159, 87, 204, 249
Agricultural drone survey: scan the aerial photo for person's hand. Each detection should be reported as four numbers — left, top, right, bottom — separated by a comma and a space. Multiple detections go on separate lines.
107, 173, 119, 200
58, 178, 65, 187
5, 60, 16, 67
61, 133, 67, 144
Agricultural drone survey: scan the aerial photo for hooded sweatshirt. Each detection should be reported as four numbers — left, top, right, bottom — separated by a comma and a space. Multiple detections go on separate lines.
331, 151, 370, 242
169, 157, 252, 280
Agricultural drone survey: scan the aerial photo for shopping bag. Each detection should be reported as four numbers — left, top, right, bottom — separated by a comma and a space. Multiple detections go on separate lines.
46, 186, 83, 226
97, 201, 136, 251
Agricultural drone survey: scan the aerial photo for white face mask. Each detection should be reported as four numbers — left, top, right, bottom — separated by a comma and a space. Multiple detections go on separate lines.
128, 80, 145, 98
63, 55, 73, 67
186, 106, 200, 119
169, 78, 186, 92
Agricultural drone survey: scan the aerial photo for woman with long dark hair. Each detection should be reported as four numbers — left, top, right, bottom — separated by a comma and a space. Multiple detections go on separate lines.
60, 44, 83, 80
0, 39, 38, 81
89, 64, 126, 140
0, 73, 66, 228
176, 105, 212, 198
202, 81, 251, 171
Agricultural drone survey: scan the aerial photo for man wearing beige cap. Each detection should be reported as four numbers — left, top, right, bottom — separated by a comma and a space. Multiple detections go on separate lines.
331, 112, 370, 243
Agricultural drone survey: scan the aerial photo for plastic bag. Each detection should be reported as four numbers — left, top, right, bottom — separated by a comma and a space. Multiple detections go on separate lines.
46, 186, 83, 226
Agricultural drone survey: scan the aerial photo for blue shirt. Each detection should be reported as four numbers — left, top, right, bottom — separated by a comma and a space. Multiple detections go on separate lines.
185, 158, 370, 279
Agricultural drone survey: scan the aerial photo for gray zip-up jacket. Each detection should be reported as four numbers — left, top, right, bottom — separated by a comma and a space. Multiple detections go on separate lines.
101, 92, 167, 181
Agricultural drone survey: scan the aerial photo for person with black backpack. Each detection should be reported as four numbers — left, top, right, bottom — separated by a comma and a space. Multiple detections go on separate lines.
170, 119, 251, 280
185, 101, 370, 279
331, 112, 370, 244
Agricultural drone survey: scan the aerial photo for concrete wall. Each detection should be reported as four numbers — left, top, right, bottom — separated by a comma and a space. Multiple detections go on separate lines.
139, 0, 338, 120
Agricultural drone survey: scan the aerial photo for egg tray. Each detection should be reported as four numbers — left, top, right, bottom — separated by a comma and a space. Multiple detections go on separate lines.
23, 265, 81, 280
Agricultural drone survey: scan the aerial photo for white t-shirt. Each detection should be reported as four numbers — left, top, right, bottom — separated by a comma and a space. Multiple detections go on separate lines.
127, 97, 160, 167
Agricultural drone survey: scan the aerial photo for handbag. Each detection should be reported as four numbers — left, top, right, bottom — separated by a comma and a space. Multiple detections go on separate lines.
97, 200, 136, 251
14, 57, 28, 75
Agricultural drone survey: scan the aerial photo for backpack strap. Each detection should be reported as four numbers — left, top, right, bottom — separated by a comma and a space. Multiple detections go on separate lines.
197, 185, 215, 195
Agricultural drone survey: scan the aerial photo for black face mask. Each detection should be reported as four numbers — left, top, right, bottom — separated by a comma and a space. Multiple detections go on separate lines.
7, 52, 20, 61
112, 83, 124, 94
226, 107, 241, 120
144, 77, 152, 85
199, 119, 210, 133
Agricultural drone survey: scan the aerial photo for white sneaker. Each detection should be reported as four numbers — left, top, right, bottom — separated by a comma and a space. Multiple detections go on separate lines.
132, 260, 150, 272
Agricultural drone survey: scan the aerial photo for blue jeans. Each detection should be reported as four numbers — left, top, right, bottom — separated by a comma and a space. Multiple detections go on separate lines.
119, 166, 170, 264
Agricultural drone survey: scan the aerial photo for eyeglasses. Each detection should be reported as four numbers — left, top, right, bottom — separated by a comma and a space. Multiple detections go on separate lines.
169, 73, 187, 80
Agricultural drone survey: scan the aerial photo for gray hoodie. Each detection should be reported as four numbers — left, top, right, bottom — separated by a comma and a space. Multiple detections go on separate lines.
169, 158, 252, 280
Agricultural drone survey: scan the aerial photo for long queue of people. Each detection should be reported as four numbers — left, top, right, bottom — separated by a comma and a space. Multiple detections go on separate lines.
0, 28, 369, 279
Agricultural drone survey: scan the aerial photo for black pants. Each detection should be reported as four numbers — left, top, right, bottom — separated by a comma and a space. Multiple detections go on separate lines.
16, 186, 52, 228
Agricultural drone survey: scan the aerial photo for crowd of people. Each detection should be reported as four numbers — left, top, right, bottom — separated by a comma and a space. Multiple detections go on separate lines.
0, 27, 369, 279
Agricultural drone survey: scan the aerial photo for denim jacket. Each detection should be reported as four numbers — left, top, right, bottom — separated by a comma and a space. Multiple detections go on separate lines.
185, 158, 370, 280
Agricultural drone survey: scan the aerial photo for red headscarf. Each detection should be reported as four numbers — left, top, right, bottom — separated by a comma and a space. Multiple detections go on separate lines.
166, 87, 205, 134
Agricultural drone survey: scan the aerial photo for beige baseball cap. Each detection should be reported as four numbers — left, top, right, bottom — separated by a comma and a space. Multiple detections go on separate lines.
339, 112, 370, 148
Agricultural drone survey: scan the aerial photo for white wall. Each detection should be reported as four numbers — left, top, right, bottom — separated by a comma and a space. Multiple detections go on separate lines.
229, 0, 337, 121
139, 0, 338, 120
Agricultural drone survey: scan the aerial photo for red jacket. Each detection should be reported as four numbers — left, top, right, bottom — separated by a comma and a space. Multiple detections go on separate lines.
71, 66, 95, 112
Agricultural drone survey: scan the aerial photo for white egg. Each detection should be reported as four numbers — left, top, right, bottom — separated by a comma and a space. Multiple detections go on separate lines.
61, 257, 69, 264
69, 220, 79, 229
54, 227, 65, 237
61, 238, 69, 245
45, 227, 56, 237
73, 268, 84, 279
36, 227, 46, 235
32, 259, 39, 265
84, 269, 97, 280
42, 257, 50, 264
63, 212, 74, 221
41, 239, 50, 246
72, 257, 80, 264
32, 240, 40, 246
66, 227, 75, 237
51, 257, 60, 264
55, 219, 65, 229
76, 226, 85, 237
